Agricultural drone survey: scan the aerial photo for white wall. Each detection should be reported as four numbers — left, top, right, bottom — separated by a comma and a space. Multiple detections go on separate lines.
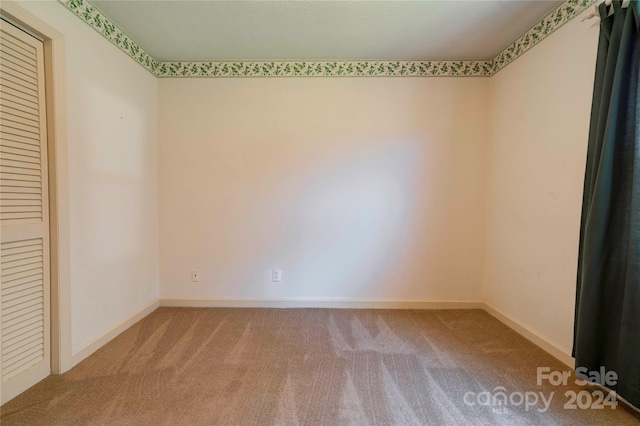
16, 1, 160, 351
485, 16, 599, 356
159, 78, 488, 303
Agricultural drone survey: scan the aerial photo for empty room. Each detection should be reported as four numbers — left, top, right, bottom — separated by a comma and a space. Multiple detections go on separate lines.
0, 0, 639, 424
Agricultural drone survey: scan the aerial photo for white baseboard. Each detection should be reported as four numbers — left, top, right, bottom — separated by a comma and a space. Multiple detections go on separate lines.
482, 302, 574, 368
160, 298, 573, 367
63, 297, 573, 374
159, 298, 485, 310
70, 298, 159, 367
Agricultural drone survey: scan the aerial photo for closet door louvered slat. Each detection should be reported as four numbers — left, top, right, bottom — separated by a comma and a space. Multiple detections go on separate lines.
0, 20, 50, 404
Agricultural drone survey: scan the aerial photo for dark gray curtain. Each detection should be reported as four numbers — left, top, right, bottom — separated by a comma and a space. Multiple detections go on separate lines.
574, 0, 640, 409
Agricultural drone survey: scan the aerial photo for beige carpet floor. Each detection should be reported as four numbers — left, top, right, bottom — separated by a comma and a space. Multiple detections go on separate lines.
1, 308, 639, 425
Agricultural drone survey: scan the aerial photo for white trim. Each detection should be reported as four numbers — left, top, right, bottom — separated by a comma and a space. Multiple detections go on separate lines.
482, 302, 575, 368
159, 299, 575, 368
70, 299, 159, 366
160, 298, 484, 310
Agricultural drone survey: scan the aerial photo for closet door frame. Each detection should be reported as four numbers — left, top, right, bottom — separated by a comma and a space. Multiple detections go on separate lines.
0, 1, 72, 387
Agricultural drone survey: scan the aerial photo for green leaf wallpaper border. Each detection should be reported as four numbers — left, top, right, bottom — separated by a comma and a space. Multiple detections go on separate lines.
491, 0, 596, 74
57, 0, 596, 78
57, 0, 158, 74
154, 60, 494, 78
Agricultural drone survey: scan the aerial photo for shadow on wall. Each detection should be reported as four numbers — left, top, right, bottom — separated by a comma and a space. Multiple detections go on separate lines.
190, 134, 468, 300
70, 80, 157, 349
264, 137, 429, 298
160, 79, 487, 301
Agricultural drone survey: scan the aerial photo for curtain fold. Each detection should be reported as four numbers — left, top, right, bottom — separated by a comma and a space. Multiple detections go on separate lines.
574, 0, 640, 409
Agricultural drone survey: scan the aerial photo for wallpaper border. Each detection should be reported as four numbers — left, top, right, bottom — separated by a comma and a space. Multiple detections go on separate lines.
57, 0, 158, 74
154, 60, 494, 78
491, 0, 596, 74
57, 0, 596, 78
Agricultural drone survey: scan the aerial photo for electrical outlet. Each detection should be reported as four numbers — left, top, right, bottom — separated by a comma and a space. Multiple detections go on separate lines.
272, 269, 282, 282
191, 269, 200, 282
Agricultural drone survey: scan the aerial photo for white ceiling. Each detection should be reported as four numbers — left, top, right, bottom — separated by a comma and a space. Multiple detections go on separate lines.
91, 0, 563, 62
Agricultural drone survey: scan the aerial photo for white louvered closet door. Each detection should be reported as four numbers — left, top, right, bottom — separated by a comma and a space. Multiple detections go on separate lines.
0, 20, 50, 404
